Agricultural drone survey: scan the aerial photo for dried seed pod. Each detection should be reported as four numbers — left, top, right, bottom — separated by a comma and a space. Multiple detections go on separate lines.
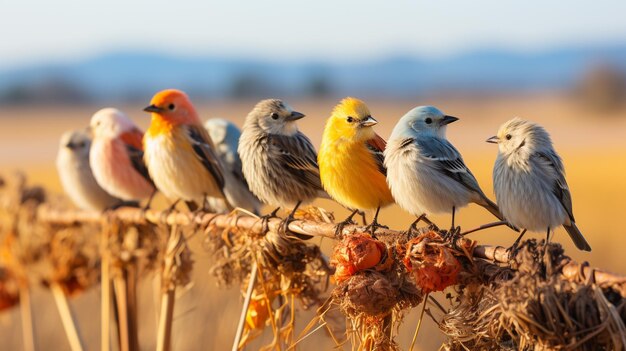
330, 233, 387, 283
403, 231, 461, 294
334, 271, 398, 317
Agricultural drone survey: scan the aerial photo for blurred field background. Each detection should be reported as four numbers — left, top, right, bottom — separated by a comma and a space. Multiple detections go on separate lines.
1, 1, 626, 350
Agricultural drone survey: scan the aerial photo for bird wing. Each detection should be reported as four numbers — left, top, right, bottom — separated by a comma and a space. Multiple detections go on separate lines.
416, 136, 484, 195
533, 151, 575, 222
120, 128, 153, 185
185, 124, 226, 190
267, 132, 324, 191
365, 133, 387, 176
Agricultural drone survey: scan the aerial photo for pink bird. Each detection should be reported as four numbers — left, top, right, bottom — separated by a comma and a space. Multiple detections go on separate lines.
89, 108, 155, 203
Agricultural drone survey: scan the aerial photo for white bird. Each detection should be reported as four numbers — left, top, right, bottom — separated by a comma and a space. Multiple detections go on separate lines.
204, 118, 262, 214
384, 106, 504, 228
488, 118, 591, 251
56, 130, 122, 211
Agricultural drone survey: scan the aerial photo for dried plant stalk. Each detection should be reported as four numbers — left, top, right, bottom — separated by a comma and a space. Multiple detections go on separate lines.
157, 225, 193, 351
232, 261, 258, 351
101, 245, 111, 351
51, 283, 84, 351
19, 283, 36, 351
156, 289, 175, 351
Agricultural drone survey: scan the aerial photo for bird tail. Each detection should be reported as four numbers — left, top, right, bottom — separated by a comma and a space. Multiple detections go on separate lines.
563, 222, 592, 251
477, 196, 518, 231
478, 195, 504, 221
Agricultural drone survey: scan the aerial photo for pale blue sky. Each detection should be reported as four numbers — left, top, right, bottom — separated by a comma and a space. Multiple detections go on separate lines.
1, 0, 625, 69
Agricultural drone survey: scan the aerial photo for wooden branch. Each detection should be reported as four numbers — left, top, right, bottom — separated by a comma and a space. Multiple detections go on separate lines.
36, 205, 626, 297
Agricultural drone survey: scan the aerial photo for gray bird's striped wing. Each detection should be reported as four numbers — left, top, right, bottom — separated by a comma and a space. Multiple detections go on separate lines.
533, 151, 575, 222
267, 132, 324, 191
416, 136, 484, 195
185, 124, 226, 190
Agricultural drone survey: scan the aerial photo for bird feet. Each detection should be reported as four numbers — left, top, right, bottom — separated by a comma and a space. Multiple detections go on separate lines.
334, 218, 356, 238
334, 210, 360, 237
158, 199, 182, 223
259, 207, 280, 233
364, 219, 388, 236
505, 229, 527, 258
279, 212, 296, 235
279, 207, 313, 240
407, 214, 437, 237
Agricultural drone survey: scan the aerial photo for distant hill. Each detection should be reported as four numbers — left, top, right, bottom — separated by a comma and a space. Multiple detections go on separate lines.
1, 44, 626, 102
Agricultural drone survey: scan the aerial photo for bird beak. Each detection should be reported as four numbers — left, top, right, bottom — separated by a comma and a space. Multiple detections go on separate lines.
285, 111, 305, 121
441, 115, 459, 125
486, 136, 499, 144
65, 142, 75, 149
360, 116, 378, 127
143, 104, 164, 113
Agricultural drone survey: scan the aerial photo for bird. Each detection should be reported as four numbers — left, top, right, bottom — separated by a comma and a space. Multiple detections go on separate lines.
56, 130, 122, 211
89, 108, 155, 204
143, 89, 228, 211
204, 118, 262, 214
238, 99, 326, 231
318, 97, 394, 233
384, 106, 505, 230
488, 118, 591, 251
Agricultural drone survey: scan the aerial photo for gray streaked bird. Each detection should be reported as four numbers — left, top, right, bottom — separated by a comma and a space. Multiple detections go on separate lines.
56, 130, 122, 211
488, 118, 591, 251
238, 99, 327, 227
204, 118, 262, 214
384, 106, 505, 228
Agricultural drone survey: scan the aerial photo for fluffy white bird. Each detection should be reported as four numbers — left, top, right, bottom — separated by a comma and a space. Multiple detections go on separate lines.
204, 118, 262, 214
488, 118, 591, 251
385, 106, 504, 228
56, 130, 122, 211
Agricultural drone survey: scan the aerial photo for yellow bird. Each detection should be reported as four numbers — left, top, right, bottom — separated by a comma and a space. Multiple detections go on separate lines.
318, 97, 394, 233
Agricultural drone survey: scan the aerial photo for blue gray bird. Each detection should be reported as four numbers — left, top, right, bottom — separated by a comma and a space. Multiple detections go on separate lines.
488, 118, 591, 251
384, 106, 504, 228
56, 130, 122, 211
204, 118, 262, 214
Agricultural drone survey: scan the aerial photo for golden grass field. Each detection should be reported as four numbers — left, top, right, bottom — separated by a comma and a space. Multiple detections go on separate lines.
1, 94, 625, 350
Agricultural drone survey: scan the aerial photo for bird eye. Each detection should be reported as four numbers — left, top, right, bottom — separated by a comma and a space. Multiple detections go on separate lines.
425, 118, 432, 124
270, 112, 279, 120
346, 116, 354, 123
168, 103, 175, 111
505, 134, 512, 140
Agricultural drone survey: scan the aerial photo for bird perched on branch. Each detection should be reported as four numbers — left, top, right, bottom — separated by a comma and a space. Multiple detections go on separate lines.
318, 97, 394, 233
89, 108, 155, 204
385, 106, 504, 230
239, 99, 326, 231
204, 118, 262, 214
488, 118, 591, 251
143, 89, 229, 211
57, 130, 122, 211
